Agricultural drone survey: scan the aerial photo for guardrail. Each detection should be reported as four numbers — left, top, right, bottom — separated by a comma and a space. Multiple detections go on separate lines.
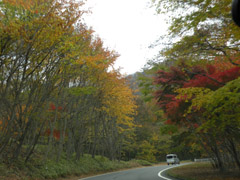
194, 158, 211, 162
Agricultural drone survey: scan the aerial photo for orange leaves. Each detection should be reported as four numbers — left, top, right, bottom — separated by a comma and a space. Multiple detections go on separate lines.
3, 0, 37, 13
213, 56, 240, 71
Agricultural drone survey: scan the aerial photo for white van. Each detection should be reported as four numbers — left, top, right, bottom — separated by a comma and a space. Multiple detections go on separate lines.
166, 154, 180, 165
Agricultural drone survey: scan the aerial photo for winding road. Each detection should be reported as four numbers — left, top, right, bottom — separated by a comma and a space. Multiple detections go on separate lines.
79, 163, 191, 180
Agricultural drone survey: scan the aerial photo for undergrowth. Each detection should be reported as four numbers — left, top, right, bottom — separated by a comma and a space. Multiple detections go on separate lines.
167, 162, 240, 180
0, 146, 152, 180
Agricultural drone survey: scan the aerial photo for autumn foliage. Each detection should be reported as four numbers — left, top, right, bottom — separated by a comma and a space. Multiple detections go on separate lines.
150, 0, 240, 172
154, 60, 240, 171
0, 0, 136, 164
183, 65, 240, 90
155, 62, 240, 117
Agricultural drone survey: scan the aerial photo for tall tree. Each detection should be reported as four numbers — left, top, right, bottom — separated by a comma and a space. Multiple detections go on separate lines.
152, 0, 240, 67
153, 61, 240, 171
0, 0, 138, 164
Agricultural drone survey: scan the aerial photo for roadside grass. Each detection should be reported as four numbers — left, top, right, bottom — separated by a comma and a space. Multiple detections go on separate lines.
0, 147, 153, 180
167, 162, 240, 180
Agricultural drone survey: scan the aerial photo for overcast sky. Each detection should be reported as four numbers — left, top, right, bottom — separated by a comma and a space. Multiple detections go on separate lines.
83, 0, 168, 75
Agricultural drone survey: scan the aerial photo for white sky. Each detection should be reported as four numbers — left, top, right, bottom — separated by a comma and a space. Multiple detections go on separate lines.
83, 0, 168, 75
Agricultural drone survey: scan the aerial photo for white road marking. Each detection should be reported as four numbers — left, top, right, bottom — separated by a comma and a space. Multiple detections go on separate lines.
158, 165, 178, 180
79, 163, 192, 180
158, 163, 192, 180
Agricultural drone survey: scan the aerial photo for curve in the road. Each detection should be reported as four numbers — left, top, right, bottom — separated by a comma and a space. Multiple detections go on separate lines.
158, 165, 178, 180
78, 163, 191, 180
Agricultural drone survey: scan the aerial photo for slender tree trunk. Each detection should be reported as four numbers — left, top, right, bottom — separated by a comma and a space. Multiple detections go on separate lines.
25, 121, 46, 163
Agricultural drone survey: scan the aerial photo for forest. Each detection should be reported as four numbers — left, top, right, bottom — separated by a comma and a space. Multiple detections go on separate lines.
0, 0, 137, 164
0, 0, 239, 177
138, 0, 240, 172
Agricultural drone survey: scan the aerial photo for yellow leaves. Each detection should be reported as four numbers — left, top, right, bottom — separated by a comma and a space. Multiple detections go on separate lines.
95, 71, 137, 132
176, 87, 212, 101
152, 133, 159, 142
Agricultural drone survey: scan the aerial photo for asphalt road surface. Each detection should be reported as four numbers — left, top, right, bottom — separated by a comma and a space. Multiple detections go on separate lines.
79, 163, 190, 180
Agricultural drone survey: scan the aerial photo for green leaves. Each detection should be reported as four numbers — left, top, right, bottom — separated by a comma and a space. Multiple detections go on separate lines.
152, 0, 240, 69
200, 77, 240, 134
68, 87, 96, 96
